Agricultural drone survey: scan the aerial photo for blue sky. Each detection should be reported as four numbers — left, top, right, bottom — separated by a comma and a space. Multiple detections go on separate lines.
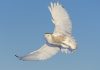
0, 0, 100, 70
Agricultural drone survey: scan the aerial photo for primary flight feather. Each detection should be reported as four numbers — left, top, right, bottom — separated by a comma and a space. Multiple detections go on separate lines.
15, 2, 77, 61
49, 2, 72, 35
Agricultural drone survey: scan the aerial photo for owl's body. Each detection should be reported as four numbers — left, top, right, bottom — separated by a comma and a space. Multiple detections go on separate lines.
45, 33, 77, 53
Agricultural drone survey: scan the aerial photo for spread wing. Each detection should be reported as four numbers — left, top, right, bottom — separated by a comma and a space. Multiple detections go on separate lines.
15, 44, 60, 61
48, 2, 72, 35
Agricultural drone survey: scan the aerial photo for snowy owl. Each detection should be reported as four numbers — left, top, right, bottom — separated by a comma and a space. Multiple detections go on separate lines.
15, 2, 77, 61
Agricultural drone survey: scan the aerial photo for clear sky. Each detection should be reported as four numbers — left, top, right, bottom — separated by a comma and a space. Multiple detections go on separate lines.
0, 0, 100, 70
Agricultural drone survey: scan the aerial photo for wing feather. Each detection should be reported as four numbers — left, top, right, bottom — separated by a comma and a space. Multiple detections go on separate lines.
15, 44, 60, 61
49, 2, 72, 35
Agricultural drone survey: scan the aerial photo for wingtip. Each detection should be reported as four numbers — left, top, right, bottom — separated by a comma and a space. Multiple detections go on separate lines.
15, 54, 18, 57
49, 1, 62, 9
15, 54, 23, 60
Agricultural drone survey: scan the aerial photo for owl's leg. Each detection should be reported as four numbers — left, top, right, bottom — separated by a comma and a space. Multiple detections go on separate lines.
60, 43, 73, 54
61, 48, 68, 54
60, 44, 69, 54
61, 43, 75, 53
61, 43, 69, 49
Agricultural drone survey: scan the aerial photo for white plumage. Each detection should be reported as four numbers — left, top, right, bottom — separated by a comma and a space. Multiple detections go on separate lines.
48, 2, 72, 35
15, 44, 60, 61
15, 2, 77, 61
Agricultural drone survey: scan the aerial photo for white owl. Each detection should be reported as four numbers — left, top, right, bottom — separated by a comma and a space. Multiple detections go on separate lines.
15, 2, 77, 61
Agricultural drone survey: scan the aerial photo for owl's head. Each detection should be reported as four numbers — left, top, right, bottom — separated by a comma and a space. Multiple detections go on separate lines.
44, 33, 52, 39
44, 33, 53, 43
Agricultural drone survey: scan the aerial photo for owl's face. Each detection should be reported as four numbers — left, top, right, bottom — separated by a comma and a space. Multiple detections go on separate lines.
44, 33, 53, 43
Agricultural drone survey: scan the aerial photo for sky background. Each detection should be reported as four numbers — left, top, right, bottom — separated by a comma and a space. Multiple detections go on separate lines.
0, 0, 100, 70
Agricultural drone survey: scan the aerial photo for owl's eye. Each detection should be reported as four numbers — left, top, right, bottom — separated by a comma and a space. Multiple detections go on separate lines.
45, 33, 52, 37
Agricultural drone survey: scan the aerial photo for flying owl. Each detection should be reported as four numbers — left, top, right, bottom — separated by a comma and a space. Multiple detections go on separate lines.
15, 2, 77, 61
